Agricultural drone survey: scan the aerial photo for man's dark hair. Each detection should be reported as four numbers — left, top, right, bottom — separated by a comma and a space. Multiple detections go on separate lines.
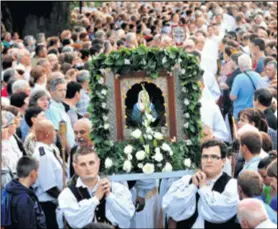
35, 45, 45, 57
121, 22, 128, 31
251, 38, 265, 51
62, 38, 71, 46
89, 44, 103, 56
263, 56, 275, 67
240, 131, 262, 155
260, 132, 273, 153
249, 33, 259, 43
66, 81, 82, 99
16, 156, 38, 178
2, 55, 13, 70
25, 107, 44, 127
7, 78, 16, 96
238, 170, 263, 197
258, 156, 276, 169
10, 92, 28, 108
201, 139, 228, 159
47, 48, 58, 55
116, 40, 125, 48
91, 39, 104, 46
3, 69, 14, 83
80, 49, 90, 60
254, 88, 273, 107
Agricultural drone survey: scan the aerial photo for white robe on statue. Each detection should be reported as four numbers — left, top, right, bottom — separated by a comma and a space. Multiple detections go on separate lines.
130, 179, 159, 228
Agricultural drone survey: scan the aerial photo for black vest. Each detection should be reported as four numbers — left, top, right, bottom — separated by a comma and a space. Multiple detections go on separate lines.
67, 182, 114, 228
176, 173, 241, 229
69, 146, 78, 178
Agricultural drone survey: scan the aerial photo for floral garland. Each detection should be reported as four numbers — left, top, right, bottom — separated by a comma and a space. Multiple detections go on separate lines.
89, 45, 202, 174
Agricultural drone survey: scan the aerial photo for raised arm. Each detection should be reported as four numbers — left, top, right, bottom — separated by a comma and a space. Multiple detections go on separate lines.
105, 182, 135, 228
162, 175, 197, 221
198, 178, 239, 223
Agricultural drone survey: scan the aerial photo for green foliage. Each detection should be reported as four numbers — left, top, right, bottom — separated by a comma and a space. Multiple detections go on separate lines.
89, 45, 202, 174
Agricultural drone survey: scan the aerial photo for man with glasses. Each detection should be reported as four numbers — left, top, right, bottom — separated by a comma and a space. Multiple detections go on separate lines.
163, 139, 240, 229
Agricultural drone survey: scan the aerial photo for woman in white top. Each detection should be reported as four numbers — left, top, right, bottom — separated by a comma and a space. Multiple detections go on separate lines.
1, 111, 23, 174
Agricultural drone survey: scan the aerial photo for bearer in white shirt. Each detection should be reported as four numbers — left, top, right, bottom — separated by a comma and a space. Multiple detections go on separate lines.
163, 139, 240, 229
57, 147, 135, 228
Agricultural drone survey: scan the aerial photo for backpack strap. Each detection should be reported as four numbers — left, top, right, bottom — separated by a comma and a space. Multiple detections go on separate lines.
243, 71, 256, 90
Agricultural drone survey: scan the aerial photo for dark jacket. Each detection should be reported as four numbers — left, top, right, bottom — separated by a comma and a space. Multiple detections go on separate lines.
264, 108, 277, 131
5, 179, 46, 229
222, 67, 241, 117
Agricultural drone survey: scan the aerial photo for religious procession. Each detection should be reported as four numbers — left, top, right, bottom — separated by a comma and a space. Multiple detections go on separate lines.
1, 1, 277, 229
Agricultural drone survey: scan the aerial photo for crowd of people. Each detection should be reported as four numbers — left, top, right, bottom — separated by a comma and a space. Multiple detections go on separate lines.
1, 1, 277, 229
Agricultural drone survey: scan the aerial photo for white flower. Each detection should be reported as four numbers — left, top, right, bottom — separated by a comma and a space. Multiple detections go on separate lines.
186, 140, 192, 146
157, 163, 162, 167
169, 150, 173, 156
123, 160, 132, 173
184, 122, 189, 129
154, 151, 164, 162
104, 123, 110, 130
184, 99, 190, 106
180, 69, 186, 74
147, 134, 153, 140
154, 132, 163, 140
101, 89, 107, 96
103, 116, 109, 121
162, 56, 167, 64
124, 59, 131, 65
145, 113, 154, 122
193, 84, 198, 90
184, 158, 192, 168
182, 87, 187, 93
105, 158, 113, 169
162, 162, 173, 172
155, 147, 161, 154
138, 163, 143, 169
185, 113, 190, 118
136, 151, 146, 161
102, 103, 107, 109
142, 163, 155, 174
127, 154, 133, 161
124, 145, 133, 154
161, 143, 172, 152
131, 129, 142, 139
178, 58, 182, 64
98, 78, 104, 84
146, 127, 152, 134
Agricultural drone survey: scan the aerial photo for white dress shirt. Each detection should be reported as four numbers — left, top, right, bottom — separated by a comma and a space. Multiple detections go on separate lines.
162, 173, 239, 228
57, 177, 135, 228
200, 96, 231, 142
33, 142, 65, 203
